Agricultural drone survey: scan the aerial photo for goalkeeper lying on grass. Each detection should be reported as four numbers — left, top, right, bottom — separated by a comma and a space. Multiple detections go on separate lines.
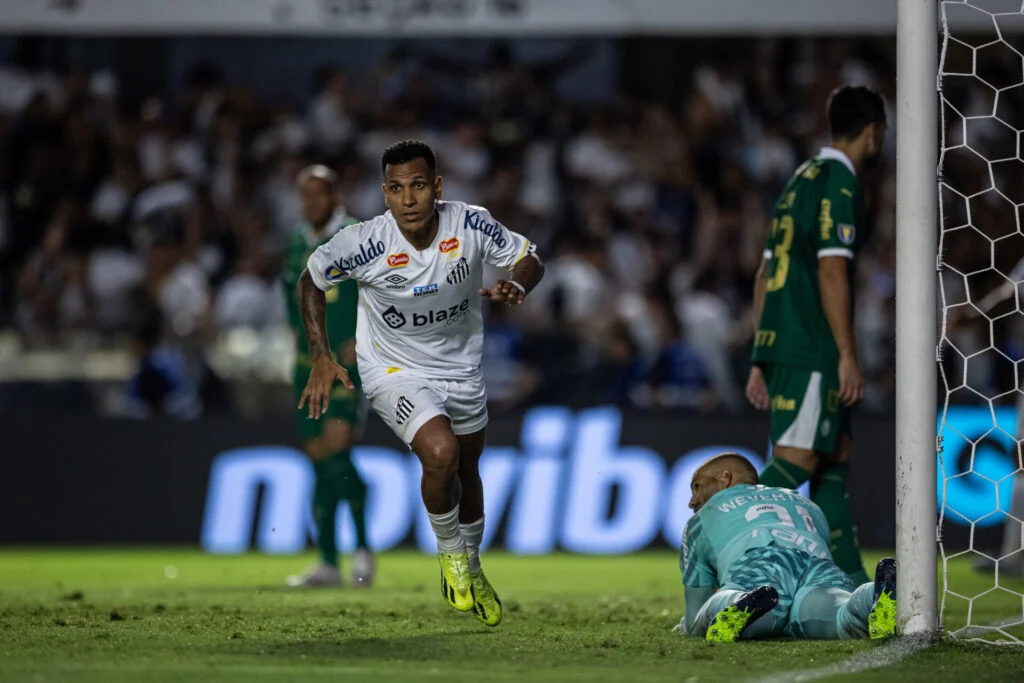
676, 453, 896, 642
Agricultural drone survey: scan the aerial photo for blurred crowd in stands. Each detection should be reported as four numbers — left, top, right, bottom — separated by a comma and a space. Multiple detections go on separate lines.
0, 34, 1017, 417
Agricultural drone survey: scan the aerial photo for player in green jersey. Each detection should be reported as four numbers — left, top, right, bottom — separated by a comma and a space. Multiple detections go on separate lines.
282, 165, 373, 588
746, 86, 887, 585
676, 453, 896, 642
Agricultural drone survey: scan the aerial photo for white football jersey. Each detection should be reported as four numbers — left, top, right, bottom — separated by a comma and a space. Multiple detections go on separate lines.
307, 200, 536, 379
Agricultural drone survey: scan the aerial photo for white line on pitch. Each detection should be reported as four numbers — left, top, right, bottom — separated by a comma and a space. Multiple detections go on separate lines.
748, 634, 932, 683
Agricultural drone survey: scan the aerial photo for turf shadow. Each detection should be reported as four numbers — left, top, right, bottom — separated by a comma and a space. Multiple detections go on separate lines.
210, 629, 501, 662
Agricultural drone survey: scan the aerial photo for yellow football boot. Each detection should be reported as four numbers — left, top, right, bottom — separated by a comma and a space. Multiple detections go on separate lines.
438, 551, 474, 612
470, 570, 503, 627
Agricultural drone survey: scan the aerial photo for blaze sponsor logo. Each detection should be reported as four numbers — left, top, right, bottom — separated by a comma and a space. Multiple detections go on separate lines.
387, 253, 410, 268
381, 305, 407, 329
463, 211, 507, 248
439, 237, 460, 254
326, 239, 385, 279
412, 299, 470, 327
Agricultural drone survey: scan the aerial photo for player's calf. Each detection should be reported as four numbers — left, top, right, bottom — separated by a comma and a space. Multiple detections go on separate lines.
414, 418, 462, 513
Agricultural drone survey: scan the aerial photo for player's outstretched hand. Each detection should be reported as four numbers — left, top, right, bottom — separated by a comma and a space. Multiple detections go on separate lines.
838, 353, 865, 407
479, 280, 525, 305
745, 366, 770, 411
298, 356, 355, 419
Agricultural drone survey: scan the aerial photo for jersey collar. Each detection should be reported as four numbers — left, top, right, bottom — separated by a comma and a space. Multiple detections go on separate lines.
700, 484, 762, 513
818, 146, 856, 177
304, 207, 350, 246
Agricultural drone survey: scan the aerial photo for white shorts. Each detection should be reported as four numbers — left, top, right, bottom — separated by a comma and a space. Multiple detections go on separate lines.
362, 369, 489, 446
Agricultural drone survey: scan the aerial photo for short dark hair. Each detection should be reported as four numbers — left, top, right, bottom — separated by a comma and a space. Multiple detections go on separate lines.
827, 85, 886, 140
381, 139, 437, 177
700, 453, 759, 485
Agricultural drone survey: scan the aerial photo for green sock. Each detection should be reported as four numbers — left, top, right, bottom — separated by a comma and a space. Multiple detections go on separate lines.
759, 457, 813, 490
330, 450, 370, 551
312, 459, 341, 567
812, 463, 870, 585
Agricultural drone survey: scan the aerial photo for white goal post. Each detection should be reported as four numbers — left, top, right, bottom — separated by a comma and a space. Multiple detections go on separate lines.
896, 0, 940, 637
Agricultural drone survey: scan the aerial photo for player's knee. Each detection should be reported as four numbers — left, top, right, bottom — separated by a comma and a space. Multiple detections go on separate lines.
322, 421, 353, 453
773, 446, 818, 472
305, 439, 329, 461
418, 434, 460, 480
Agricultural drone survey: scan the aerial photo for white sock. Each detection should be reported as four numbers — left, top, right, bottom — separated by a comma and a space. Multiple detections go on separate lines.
460, 516, 485, 573
427, 505, 465, 554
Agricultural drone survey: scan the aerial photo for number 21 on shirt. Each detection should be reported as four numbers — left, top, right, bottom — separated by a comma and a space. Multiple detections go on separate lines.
746, 502, 816, 531
746, 503, 828, 558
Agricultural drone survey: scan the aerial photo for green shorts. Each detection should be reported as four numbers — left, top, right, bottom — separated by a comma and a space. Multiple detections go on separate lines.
762, 363, 851, 454
293, 361, 365, 442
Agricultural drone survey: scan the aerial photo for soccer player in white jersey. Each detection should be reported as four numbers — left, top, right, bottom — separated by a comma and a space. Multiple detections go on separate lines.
296, 140, 544, 626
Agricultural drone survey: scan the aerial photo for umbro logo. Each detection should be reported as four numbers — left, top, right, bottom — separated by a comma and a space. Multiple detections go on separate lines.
384, 273, 408, 290
395, 396, 415, 425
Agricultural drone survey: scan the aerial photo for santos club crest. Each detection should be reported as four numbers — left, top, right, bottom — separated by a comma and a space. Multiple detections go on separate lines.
446, 257, 469, 285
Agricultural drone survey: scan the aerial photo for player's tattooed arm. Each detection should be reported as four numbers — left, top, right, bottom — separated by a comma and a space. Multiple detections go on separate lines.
298, 270, 331, 360
297, 270, 354, 419
480, 253, 545, 305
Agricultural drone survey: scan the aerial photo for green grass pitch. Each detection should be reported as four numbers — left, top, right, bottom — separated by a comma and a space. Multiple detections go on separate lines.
0, 550, 1021, 682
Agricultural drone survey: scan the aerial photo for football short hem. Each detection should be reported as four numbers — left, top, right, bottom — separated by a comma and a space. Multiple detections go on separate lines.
764, 363, 844, 455
450, 407, 488, 437
398, 407, 447, 448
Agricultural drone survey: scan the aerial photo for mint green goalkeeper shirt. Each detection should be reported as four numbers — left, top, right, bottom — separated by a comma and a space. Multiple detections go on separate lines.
679, 485, 833, 633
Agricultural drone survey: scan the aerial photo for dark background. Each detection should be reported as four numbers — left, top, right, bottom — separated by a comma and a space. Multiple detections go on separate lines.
1, 411, 908, 548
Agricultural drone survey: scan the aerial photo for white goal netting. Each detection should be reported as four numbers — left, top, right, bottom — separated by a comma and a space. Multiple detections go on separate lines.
938, 0, 1024, 644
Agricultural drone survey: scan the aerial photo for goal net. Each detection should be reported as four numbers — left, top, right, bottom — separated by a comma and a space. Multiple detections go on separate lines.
938, 0, 1024, 644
